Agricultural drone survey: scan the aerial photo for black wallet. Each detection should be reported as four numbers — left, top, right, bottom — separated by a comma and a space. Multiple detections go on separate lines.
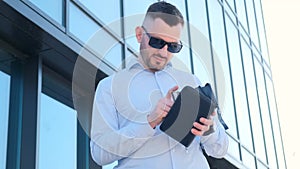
159, 84, 218, 147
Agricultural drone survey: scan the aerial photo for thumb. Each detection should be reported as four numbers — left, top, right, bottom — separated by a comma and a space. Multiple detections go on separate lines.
165, 86, 179, 100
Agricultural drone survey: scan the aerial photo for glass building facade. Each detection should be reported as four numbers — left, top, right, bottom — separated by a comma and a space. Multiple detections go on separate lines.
0, 0, 286, 168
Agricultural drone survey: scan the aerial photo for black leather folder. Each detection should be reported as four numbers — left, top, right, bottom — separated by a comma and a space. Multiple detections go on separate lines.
159, 84, 218, 147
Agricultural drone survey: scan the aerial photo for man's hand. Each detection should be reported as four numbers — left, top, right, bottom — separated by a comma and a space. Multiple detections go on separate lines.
191, 111, 217, 136
147, 86, 179, 128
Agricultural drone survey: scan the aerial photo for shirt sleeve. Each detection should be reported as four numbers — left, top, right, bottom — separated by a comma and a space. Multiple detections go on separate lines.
90, 76, 156, 166
200, 113, 229, 158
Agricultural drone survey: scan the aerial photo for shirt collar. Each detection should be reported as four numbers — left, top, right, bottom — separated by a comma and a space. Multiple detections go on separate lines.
127, 57, 173, 71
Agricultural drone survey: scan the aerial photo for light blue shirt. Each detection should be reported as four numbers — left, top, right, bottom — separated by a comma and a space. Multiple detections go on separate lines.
90, 58, 228, 169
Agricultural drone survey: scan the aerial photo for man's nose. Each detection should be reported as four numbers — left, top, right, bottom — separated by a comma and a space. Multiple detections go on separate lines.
158, 44, 168, 57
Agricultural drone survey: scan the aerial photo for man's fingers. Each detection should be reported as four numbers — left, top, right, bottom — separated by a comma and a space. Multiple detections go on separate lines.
165, 86, 179, 100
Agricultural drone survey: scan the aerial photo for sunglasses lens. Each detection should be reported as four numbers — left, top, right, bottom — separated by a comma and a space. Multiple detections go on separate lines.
148, 37, 182, 53
168, 43, 182, 53
149, 37, 166, 49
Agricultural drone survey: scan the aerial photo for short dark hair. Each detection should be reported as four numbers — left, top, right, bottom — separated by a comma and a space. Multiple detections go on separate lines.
145, 1, 184, 26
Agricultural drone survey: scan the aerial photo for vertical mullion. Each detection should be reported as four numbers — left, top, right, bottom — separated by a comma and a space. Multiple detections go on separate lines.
20, 55, 41, 169
184, 0, 194, 74
6, 61, 23, 169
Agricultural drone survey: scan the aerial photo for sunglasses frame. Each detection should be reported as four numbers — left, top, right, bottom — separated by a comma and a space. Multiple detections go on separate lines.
141, 26, 183, 53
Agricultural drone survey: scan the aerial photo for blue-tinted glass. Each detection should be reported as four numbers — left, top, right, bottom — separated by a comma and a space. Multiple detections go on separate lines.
124, 0, 156, 52
36, 94, 77, 169
245, 0, 259, 49
254, 0, 270, 65
69, 2, 100, 44
28, 0, 63, 24
241, 38, 266, 162
187, 0, 209, 40
103, 43, 123, 70
207, 0, 237, 138
188, 0, 214, 83
224, 1, 237, 24
227, 137, 240, 162
236, 0, 248, 32
254, 59, 277, 169
225, 0, 236, 11
257, 161, 268, 169
0, 71, 10, 169
225, 16, 253, 151
77, 0, 121, 36
266, 77, 286, 169
241, 148, 256, 168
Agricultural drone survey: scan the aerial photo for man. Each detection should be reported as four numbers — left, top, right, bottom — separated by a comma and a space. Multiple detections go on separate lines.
90, 2, 228, 169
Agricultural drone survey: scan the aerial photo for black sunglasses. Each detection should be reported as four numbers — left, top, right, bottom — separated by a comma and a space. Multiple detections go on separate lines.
141, 26, 183, 53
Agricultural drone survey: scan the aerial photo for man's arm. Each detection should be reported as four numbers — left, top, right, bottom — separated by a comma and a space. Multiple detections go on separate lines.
90, 77, 156, 166
200, 114, 229, 158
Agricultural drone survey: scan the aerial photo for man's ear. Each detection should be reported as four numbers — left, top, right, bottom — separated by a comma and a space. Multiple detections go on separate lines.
135, 26, 143, 43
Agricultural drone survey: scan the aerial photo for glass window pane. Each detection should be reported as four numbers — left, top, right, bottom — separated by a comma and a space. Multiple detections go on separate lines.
236, 0, 248, 32
245, 0, 259, 49
241, 38, 266, 163
227, 137, 240, 161
241, 148, 256, 168
103, 43, 123, 70
207, 0, 237, 138
226, 16, 253, 151
257, 160, 268, 169
254, 59, 277, 169
254, 0, 270, 65
266, 77, 286, 169
124, 0, 156, 52
188, 0, 209, 40
225, 0, 235, 11
0, 71, 10, 169
28, 0, 63, 24
224, 1, 237, 23
188, 0, 214, 84
69, 2, 101, 44
36, 94, 77, 169
77, 0, 121, 37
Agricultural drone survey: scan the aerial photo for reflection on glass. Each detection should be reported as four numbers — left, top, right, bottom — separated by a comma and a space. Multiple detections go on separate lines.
77, 0, 121, 36
241, 38, 267, 163
29, 0, 63, 24
266, 78, 286, 169
36, 94, 77, 169
207, 0, 237, 138
0, 71, 10, 169
69, 2, 100, 44
226, 15, 253, 150
254, 59, 277, 169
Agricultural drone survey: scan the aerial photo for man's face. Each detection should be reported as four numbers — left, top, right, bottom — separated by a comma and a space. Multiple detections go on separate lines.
136, 18, 183, 72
